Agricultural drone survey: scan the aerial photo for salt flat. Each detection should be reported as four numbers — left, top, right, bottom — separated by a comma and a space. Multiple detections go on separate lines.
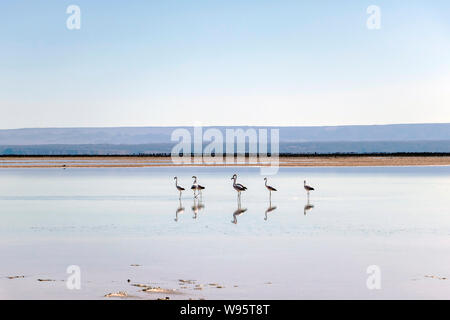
1, 166, 450, 299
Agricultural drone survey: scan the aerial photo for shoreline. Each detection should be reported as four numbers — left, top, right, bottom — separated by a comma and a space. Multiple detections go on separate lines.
1, 155, 450, 168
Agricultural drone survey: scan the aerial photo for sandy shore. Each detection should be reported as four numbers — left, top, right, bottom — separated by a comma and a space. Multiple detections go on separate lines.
1, 155, 450, 168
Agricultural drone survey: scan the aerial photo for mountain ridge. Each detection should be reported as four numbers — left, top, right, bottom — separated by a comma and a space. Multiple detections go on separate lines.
1, 123, 450, 145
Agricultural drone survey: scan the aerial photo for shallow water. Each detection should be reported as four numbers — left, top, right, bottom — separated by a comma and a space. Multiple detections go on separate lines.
1, 166, 450, 299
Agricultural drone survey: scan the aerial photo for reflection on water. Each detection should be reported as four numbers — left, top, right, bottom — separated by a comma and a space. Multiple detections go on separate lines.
304, 198, 315, 215
232, 207, 247, 224
2, 166, 450, 299
264, 200, 277, 221
303, 186, 315, 215
191, 196, 205, 219
174, 199, 185, 222
232, 194, 247, 224
2, 166, 450, 237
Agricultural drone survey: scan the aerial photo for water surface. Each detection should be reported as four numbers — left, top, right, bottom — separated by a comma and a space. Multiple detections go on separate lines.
1, 166, 450, 299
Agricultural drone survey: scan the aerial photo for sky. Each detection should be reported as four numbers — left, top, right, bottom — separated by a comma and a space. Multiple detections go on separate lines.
1, 0, 450, 129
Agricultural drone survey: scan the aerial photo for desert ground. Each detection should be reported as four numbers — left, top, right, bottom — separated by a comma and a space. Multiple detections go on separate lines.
0, 155, 450, 168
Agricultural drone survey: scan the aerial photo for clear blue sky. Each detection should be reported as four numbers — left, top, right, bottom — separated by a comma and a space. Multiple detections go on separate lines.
1, 0, 450, 128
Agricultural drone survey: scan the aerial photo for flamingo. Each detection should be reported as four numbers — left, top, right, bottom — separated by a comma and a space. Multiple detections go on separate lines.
174, 177, 185, 199
264, 177, 277, 200
304, 180, 315, 195
231, 174, 247, 200
191, 176, 205, 198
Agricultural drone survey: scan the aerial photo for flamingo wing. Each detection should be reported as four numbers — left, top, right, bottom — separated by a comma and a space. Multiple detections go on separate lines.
236, 183, 247, 190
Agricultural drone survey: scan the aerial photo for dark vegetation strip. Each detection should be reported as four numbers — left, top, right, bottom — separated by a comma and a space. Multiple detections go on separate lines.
1, 153, 450, 158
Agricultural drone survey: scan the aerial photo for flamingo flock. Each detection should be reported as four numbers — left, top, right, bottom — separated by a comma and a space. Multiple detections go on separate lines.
173, 174, 316, 222
174, 174, 314, 199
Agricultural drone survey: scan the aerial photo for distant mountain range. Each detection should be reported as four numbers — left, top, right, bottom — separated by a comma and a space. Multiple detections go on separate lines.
1, 123, 449, 155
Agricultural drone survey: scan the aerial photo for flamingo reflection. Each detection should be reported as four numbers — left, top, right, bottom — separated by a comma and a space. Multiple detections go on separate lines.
264, 200, 277, 221
304, 199, 315, 216
231, 193, 247, 224
192, 196, 205, 219
174, 199, 185, 222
